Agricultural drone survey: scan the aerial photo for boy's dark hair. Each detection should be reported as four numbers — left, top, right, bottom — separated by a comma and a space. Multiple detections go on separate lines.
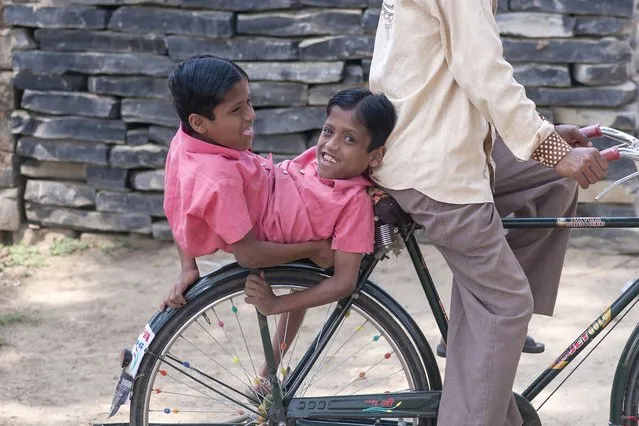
168, 55, 249, 133
327, 87, 397, 152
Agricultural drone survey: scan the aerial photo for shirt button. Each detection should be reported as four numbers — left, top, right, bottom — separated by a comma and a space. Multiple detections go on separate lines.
282, 170, 288, 175
299, 169, 305, 175
261, 162, 266, 167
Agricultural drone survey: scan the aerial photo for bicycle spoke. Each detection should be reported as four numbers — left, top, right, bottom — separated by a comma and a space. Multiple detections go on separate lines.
348, 369, 405, 395
231, 297, 259, 378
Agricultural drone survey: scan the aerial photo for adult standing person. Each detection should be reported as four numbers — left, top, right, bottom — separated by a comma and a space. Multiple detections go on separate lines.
368, 1, 608, 425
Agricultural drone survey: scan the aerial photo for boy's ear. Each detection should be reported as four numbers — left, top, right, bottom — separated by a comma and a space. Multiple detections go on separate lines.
368, 147, 385, 169
188, 113, 209, 135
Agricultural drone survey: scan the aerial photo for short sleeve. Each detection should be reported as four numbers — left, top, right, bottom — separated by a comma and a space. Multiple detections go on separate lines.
331, 192, 375, 254
201, 179, 253, 246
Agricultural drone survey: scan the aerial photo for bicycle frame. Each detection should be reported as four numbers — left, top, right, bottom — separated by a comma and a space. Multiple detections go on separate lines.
257, 216, 639, 425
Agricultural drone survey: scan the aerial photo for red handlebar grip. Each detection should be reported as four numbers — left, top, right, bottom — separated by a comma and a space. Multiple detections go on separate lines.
601, 147, 620, 162
580, 124, 603, 138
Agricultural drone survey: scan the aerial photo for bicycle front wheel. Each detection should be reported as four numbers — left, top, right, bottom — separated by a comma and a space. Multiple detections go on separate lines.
129, 267, 433, 425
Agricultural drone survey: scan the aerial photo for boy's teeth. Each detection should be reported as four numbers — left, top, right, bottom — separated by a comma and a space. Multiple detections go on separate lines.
323, 153, 337, 164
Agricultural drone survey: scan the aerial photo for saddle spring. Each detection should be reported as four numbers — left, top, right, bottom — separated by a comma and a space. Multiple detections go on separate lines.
374, 222, 404, 257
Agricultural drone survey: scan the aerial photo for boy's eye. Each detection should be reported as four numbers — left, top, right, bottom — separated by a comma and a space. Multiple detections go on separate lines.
345, 135, 356, 143
322, 127, 333, 135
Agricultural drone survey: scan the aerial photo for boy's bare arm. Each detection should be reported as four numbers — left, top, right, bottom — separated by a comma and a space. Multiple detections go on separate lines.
244, 250, 362, 315
233, 229, 333, 269
160, 238, 201, 310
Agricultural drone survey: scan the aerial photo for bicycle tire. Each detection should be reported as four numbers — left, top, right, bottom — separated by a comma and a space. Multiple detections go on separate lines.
129, 267, 436, 426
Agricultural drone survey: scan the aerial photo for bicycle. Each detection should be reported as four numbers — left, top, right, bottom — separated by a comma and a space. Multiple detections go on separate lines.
108, 125, 639, 426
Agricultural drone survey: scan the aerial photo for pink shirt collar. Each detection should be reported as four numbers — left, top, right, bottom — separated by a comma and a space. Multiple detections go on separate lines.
179, 125, 243, 160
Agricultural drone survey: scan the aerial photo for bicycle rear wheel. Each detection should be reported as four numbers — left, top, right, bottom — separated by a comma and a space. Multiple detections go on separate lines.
129, 267, 436, 425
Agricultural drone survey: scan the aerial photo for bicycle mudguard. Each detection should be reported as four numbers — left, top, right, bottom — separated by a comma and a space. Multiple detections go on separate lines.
609, 322, 639, 425
108, 261, 442, 417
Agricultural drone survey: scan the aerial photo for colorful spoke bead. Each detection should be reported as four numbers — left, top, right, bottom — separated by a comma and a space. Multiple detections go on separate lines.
163, 408, 171, 414
231, 306, 238, 313
373, 335, 380, 342
159, 370, 168, 376
359, 372, 366, 378
182, 361, 190, 368
384, 352, 391, 359
218, 320, 225, 328
233, 356, 240, 364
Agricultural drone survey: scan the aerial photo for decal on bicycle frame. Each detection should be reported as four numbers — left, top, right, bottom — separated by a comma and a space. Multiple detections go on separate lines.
362, 398, 403, 413
556, 217, 605, 228
551, 307, 611, 370
126, 324, 155, 377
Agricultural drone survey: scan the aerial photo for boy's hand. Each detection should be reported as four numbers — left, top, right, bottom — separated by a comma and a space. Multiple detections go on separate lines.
555, 124, 592, 148
244, 271, 278, 315
310, 239, 334, 268
159, 268, 200, 311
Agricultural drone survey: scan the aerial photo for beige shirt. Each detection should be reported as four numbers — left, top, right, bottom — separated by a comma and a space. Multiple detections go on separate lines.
369, 0, 569, 204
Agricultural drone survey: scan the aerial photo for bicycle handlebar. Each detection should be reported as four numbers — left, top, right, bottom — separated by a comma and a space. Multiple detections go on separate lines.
576, 124, 639, 200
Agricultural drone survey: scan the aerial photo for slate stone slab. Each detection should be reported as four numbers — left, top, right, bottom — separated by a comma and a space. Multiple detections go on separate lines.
20, 159, 86, 181
109, 7, 233, 37
86, 165, 129, 191
509, 0, 634, 17
3, 5, 109, 29
167, 36, 298, 61
126, 128, 149, 146
121, 99, 178, 127
180, 0, 301, 10
236, 62, 344, 83
13, 73, 87, 92
24, 179, 96, 208
502, 38, 632, 64
148, 126, 175, 146
237, 10, 362, 36
96, 190, 164, 217
497, 12, 575, 38
526, 82, 637, 107
13, 51, 176, 76
309, 83, 367, 105
575, 17, 632, 36
17, 137, 109, 166
344, 65, 364, 83
152, 220, 172, 240
513, 64, 571, 87
35, 29, 167, 54
251, 133, 308, 154
88, 76, 170, 99
299, 35, 374, 60
362, 8, 380, 33
573, 63, 631, 86
12, 111, 126, 144
25, 203, 152, 234
110, 144, 168, 169
254, 107, 325, 135
21, 90, 120, 119
552, 105, 637, 130
130, 170, 164, 191
250, 82, 308, 107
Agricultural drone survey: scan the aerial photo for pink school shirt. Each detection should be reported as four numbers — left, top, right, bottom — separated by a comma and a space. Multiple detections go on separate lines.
163, 126, 375, 258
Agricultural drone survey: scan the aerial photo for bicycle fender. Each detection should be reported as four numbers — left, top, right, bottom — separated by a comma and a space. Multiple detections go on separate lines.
609, 322, 639, 425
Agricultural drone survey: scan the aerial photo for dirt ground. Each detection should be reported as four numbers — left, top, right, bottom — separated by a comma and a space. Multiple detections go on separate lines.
1, 232, 639, 426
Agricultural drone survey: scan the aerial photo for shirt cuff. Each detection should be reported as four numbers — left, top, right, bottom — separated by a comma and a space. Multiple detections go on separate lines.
530, 131, 572, 168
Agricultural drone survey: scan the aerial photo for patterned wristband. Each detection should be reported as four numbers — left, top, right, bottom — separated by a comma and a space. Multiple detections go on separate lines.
531, 131, 572, 167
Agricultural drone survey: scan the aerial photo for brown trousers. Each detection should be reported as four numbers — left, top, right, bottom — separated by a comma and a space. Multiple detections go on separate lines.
384, 138, 578, 426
